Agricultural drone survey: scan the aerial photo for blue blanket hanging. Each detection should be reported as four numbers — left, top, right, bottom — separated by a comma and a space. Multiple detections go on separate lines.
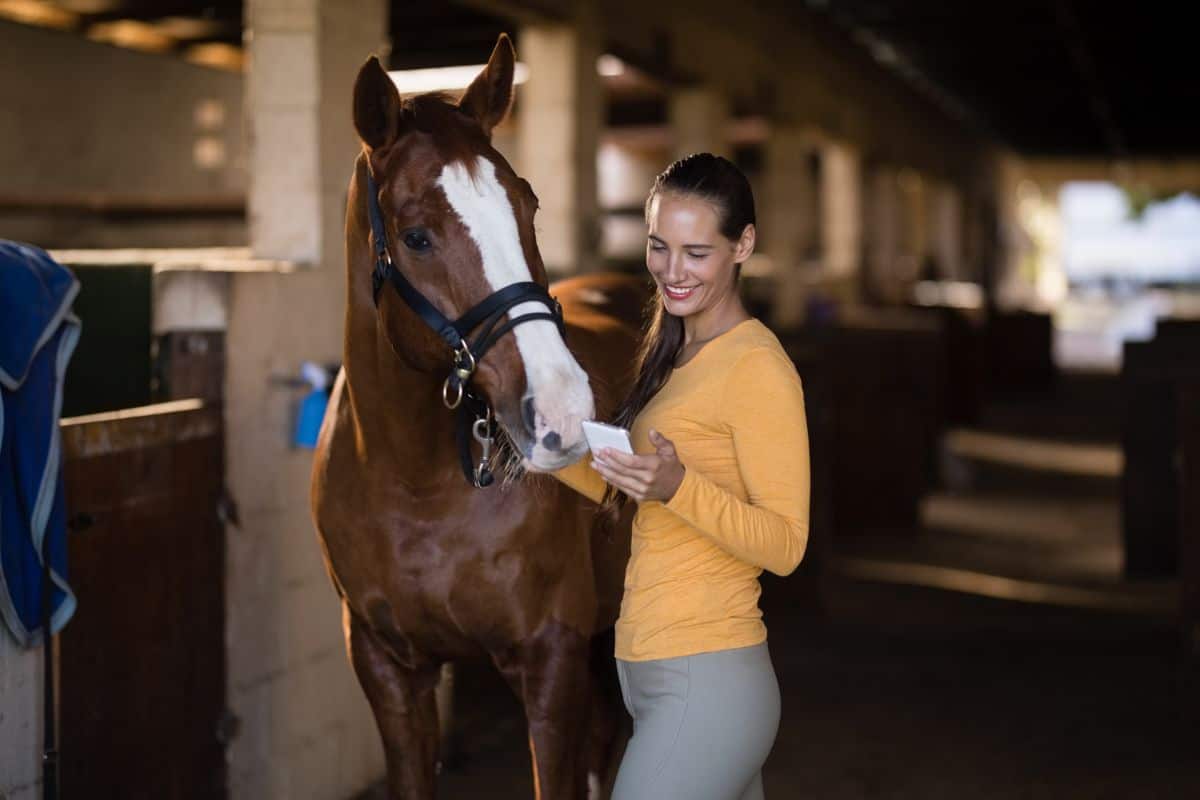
1, 240, 80, 646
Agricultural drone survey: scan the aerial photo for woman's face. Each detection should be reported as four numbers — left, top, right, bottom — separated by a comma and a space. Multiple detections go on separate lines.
645, 192, 754, 320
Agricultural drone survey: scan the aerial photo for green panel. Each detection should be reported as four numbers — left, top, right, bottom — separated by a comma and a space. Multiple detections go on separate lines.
62, 265, 153, 417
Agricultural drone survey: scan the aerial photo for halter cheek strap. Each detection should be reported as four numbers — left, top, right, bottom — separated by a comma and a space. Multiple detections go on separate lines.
364, 169, 566, 487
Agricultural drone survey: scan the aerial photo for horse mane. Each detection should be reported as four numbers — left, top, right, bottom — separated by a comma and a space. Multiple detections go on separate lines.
400, 91, 491, 177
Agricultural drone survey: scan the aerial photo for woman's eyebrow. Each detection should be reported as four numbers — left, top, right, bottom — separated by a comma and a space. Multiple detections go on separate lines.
647, 234, 715, 250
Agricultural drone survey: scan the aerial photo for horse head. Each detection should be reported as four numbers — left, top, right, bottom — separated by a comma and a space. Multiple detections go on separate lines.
351, 35, 594, 474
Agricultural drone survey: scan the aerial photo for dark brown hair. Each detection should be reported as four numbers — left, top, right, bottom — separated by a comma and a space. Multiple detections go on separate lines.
603, 153, 756, 509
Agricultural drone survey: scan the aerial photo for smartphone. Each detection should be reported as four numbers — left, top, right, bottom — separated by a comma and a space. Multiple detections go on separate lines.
581, 420, 634, 455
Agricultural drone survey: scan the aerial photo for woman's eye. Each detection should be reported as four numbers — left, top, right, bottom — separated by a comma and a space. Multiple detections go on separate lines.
649, 243, 666, 251
403, 229, 432, 252
687, 252, 708, 260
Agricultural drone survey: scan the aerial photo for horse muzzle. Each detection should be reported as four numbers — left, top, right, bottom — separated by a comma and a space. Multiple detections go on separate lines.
516, 391, 591, 472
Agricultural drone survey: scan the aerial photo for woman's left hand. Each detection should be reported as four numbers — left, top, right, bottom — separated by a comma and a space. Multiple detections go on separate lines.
592, 429, 685, 503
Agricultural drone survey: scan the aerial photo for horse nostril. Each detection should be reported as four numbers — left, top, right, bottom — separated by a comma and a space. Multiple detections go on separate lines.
522, 396, 537, 434
542, 431, 562, 451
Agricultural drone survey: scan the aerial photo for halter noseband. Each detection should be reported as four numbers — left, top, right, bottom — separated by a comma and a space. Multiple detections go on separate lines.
365, 168, 565, 487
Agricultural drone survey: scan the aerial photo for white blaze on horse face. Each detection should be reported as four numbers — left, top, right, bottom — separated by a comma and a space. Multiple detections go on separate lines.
437, 157, 594, 462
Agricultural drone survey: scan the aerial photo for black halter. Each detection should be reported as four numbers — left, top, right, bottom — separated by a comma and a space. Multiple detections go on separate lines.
365, 168, 565, 487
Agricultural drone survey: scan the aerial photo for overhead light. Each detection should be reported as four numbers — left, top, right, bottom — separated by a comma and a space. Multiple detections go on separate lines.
87, 19, 175, 53
597, 54, 625, 77
55, 0, 121, 11
0, 0, 78, 29
154, 16, 226, 40
185, 42, 244, 72
194, 99, 227, 129
388, 62, 529, 95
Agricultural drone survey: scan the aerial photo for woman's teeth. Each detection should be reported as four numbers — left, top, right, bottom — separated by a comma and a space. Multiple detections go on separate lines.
664, 284, 697, 300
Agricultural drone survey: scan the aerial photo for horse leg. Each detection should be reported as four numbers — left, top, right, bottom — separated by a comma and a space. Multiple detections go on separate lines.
493, 622, 593, 800
346, 607, 441, 799
586, 628, 627, 799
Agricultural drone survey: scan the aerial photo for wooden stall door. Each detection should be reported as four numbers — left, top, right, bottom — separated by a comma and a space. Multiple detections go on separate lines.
59, 400, 226, 799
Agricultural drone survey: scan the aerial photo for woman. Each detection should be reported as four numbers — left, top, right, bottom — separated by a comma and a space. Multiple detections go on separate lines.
555, 153, 811, 800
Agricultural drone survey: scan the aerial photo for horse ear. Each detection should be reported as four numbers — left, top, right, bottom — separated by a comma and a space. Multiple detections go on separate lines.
458, 33, 515, 137
353, 55, 404, 150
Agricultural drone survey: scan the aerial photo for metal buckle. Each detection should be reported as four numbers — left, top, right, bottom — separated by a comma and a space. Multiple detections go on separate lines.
453, 343, 476, 380
443, 343, 475, 410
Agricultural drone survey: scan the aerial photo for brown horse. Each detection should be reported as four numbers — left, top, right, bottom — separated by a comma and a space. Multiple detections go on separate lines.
311, 36, 643, 799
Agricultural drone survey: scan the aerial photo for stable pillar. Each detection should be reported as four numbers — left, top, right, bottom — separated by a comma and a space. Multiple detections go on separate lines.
516, 9, 603, 276
231, 2, 389, 797
931, 181, 964, 280
764, 126, 820, 328
819, 140, 862, 300
669, 86, 731, 161
864, 165, 901, 303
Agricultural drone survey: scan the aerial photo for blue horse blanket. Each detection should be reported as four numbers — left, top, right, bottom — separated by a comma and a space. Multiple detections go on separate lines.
1, 240, 80, 646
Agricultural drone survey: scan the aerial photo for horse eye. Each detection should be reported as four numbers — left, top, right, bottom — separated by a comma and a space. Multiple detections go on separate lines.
402, 229, 432, 252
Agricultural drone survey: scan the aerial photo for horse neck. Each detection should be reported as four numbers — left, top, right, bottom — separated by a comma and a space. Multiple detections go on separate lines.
341, 308, 464, 489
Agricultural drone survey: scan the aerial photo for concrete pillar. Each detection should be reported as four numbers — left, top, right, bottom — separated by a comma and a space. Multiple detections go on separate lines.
820, 140, 862, 293
864, 164, 901, 302
932, 182, 964, 280
764, 125, 820, 328
669, 87, 731, 161
889, 167, 926, 294
0, 632, 41, 800
517, 8, 603, 276
230, 2, 388, 797
246, 1, 321, 263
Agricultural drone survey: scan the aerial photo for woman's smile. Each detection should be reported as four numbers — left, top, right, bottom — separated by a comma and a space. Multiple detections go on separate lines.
662, 283, 700, 301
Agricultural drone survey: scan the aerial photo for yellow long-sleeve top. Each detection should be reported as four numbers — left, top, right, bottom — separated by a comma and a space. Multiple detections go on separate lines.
556, 318, 810, 661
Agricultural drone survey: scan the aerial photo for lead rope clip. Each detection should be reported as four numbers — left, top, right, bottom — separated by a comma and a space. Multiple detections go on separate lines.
472, 411, 495, 488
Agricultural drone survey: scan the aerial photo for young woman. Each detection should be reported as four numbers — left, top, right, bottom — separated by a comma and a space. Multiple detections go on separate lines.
555, 153, 811, 800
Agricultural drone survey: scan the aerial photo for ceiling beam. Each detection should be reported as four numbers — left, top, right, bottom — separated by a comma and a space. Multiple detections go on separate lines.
1052, 0, 1126, 159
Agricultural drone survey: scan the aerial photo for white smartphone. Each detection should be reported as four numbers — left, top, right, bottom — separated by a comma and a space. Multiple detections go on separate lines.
581, 420, 634, 455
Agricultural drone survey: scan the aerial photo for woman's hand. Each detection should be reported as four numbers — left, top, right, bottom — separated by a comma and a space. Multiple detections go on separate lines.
592, 429, 685, 503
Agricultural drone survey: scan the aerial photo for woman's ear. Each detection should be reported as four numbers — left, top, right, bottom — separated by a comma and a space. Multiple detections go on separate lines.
733, 223, 757, 263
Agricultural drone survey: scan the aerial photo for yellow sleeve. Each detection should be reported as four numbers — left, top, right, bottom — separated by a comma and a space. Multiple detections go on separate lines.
552, 457, 609, 505
663, 347, 810, 575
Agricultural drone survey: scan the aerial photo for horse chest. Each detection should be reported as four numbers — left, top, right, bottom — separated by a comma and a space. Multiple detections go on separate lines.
343, 499, 552, 655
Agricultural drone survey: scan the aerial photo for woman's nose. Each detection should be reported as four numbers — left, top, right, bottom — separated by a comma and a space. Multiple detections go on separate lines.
664, 255, 687, 282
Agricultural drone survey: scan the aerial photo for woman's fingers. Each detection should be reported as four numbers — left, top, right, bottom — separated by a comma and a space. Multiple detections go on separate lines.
600, 449, 642, 468
594, 455, 650, 483
597, 450, 655, 479
592, 458, 649, 497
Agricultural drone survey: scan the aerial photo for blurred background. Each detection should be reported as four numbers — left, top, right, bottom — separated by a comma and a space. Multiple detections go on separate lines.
0, 0, 1197, 798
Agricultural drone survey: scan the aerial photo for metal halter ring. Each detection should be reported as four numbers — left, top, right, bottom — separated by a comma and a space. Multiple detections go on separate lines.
453, 343, 476, 378
442, 376, 464, 409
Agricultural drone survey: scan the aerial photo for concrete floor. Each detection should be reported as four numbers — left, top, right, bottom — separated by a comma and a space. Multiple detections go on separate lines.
360, 420, 1198, 799
358, 572, 1196, 799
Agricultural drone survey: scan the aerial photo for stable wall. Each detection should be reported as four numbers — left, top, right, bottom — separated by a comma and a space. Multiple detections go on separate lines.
0, 20, 246, 249
0, 633, 41, 800
0, 21, 245, 799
